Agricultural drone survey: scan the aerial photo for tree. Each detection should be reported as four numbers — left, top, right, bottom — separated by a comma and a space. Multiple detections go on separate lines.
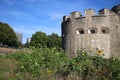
30, 31, 48, 48
47, 33, 61, 49
0, 22, 18, 47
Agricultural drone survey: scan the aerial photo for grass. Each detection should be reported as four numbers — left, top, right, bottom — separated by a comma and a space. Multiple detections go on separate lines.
0, 47, 120, 80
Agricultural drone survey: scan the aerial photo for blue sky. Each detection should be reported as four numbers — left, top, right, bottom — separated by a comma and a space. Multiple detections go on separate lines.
0, 0, 120, 43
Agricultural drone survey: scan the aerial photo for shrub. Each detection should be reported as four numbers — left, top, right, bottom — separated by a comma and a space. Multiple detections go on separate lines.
5, 47, 68, 79
0, 48, 120, 80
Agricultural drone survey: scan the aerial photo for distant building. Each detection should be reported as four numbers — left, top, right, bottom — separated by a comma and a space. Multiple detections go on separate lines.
61, 4, 120, 58
0, 42, 3, 46
16, 32, 23, 43
26, 38, 31, 44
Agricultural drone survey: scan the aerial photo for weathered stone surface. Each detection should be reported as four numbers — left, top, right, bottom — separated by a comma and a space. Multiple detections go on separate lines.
111, 4, 120, 15
62, 4, 120, 58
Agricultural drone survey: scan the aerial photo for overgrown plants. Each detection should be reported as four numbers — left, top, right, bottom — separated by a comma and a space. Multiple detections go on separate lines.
0, 48, 120, 80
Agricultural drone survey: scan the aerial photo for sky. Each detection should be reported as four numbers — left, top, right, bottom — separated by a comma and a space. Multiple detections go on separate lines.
0, 0, 120, 44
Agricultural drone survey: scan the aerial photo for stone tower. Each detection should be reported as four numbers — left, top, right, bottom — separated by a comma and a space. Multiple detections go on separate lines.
61, 4, 120, 58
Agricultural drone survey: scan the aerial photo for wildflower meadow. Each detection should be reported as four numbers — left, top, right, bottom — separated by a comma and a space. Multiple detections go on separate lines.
0, 47, 120, 80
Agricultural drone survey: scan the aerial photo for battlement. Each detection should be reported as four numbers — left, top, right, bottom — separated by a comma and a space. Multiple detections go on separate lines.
111, 4, 120, 15
85, 9, 96, 17
70, 11, 82, 18
61, 4, 120, 58
62, 8, 118, 22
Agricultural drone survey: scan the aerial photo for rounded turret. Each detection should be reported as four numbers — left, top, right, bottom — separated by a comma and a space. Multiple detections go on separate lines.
63, 15, 70, 22
111, 4, 120, 15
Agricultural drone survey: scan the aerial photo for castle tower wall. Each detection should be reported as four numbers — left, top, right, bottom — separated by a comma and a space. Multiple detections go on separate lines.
63, 16, 70, 22
109, 12, 120, 57
111, 4, 120, 15
85, 9, 96, 17
62, 5, 120, 58
70, 11, 82, 18
62, 20, 77, 56
74, 14, 111, 58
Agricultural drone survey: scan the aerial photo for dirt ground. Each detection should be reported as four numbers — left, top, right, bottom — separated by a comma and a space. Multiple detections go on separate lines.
0, 47, 18, 54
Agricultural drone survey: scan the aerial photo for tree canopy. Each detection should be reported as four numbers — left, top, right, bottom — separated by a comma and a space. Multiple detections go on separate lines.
30, 31, 48, 48
47, 33, 61, 49
0, 22, 18, 47
29, 31, 61, 49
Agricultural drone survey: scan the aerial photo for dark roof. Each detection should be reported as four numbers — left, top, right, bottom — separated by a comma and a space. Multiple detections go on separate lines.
111, 4, 120, 12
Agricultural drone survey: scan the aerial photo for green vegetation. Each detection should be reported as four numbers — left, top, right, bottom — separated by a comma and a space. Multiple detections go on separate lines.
29, 32, 61, 49
0, 22, 61, 48
47, 33, 61, 49
0, 48, 120, 80
30, 31, 48, 48
0, 21, 119, 79
0, 22, 18, 47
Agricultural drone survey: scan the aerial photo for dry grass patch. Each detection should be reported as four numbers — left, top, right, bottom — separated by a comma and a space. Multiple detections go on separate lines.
0, 58, 17, 79
0, 47, 17, 54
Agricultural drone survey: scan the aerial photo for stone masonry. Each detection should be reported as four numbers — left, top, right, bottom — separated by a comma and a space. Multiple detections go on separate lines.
61, 4, 120, 58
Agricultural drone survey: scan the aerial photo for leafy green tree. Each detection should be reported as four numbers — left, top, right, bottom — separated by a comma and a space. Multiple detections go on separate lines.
0, 22, 18, 47
47, 33, 61, 49
30, 31, 48, 48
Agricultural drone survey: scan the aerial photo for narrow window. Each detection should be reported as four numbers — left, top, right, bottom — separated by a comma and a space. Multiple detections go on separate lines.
79, 30, 84, 34
88, 27, 97, 34
76, 29, 84, 34
90, 30, 96, 34
101, 27, 110, 34
102, 30, 106, 34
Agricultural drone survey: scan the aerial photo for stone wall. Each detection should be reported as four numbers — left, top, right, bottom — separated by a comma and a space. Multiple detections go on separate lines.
62, 4, 120, 58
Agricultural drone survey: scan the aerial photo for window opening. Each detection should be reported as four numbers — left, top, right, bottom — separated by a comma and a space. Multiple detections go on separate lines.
90, 30, 96, 34
88, 27, 97, 34
102, 30, 106, 34
101, 27, 110, 34
79, 30, 84, 34
76, 29, 84, 34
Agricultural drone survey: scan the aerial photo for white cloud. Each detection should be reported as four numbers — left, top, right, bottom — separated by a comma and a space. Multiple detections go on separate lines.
50, 14, 62, 20
9, 10, 24, 17
49, 12, 64, 21
13, 24, 61, 35
7, 10, 38, 22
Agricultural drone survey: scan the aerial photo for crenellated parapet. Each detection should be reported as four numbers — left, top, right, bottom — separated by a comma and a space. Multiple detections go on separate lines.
111, 4, 120, 15
62, 7, 120, 23
61, 4, 120, 58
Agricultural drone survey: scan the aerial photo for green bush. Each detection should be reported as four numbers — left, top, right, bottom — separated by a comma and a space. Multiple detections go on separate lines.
57, 49, 118, 80
0, 48, 120, 80
5, 47, 67, 79
109, 57, 120, 80
0, 22, 18, 47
